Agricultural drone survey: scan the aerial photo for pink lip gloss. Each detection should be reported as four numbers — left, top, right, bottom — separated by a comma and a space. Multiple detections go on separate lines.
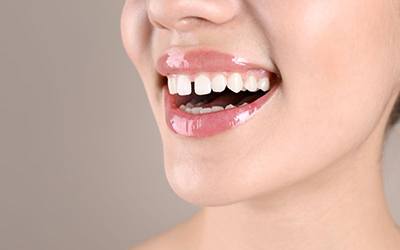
157, 48, 279, 137
163, 83, 278, 137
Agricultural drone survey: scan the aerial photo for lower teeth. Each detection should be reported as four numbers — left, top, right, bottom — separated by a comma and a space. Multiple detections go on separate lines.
179, 103, 247, 114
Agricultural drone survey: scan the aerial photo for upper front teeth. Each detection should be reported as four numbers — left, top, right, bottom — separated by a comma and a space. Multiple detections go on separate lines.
167, 72, 270, 96
194, 74, 212, 95
176, 75, 191, 95
167, 76, 177, 94
211, 74, 227, 92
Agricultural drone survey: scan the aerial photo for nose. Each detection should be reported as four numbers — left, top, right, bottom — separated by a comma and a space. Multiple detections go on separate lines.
147, 0, 240, 32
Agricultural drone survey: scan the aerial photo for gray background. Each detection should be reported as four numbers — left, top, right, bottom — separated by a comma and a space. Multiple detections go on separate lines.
0, 1, 398, 250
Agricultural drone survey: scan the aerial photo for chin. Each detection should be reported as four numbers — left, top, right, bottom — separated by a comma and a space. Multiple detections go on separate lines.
161, 132, 317, 207
164, 163, 251, 207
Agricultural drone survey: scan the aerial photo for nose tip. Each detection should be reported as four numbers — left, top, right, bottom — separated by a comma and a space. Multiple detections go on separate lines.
147, 0, 239, 32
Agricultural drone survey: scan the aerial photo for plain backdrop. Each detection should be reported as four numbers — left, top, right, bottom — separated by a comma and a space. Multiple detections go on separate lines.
0, 1, 399, 250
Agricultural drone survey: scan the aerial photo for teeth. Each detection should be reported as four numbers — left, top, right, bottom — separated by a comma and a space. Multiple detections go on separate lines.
227, 73, 243, 93
211, 106, 224, 112
176, 75, 192, 96
194, 74, 212, 95
168, 72, 272, 95
191, 107, 202, 114
178, 104, 235, 114
200, 107, 213, 114
258, 77, 270, 92
225, 104, 235, 109
244, 75, 258, 92
168, 75, 178, 94
185, 106, 192, 113
211, 74, 227, 92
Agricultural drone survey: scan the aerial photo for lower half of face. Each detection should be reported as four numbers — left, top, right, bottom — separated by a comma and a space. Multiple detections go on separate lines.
122, 0, 400, 206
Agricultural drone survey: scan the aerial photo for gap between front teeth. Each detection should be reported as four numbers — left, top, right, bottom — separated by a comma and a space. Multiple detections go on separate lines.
167, 72, 270, 96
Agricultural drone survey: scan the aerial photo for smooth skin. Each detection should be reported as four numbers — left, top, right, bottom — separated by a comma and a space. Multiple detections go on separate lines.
121, 0, 400, 249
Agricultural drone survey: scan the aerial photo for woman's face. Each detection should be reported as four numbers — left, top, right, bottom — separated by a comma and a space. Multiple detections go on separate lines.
121, 0, 400, 206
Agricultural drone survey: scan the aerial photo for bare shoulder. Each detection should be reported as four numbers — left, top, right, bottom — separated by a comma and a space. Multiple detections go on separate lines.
130, 212, 201, 250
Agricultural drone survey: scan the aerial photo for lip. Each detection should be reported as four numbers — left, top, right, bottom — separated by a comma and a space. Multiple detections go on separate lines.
164, 81, 279, 137
156, 48, 277, 76
157, 48, 279, 137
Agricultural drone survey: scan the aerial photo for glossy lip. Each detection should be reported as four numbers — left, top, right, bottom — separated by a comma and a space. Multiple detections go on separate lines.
157, 48, 280, 137
156, 47, 278, 76
164, 82, 279, 137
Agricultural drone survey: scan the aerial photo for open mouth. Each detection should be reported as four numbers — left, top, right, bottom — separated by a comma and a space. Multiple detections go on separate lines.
157, 48, 280, 137
163, 70, 280, 137
168, 71, 276, 114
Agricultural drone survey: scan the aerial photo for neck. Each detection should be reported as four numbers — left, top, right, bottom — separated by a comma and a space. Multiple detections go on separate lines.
193, 128, 400, 250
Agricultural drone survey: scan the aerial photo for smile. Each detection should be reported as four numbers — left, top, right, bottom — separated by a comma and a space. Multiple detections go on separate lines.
157, 49, 280, 137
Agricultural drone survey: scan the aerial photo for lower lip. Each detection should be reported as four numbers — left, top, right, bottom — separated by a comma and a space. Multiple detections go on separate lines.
164, 83, 279, 137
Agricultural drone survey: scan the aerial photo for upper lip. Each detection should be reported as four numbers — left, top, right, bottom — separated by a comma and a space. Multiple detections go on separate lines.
155, 47, 277, 77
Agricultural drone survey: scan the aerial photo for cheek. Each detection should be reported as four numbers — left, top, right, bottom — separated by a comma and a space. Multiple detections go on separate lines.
268, 0, 396, 144
122, 1, 167, 126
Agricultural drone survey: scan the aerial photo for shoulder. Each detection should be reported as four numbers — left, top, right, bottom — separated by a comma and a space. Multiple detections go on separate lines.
130, 212, 202, 250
